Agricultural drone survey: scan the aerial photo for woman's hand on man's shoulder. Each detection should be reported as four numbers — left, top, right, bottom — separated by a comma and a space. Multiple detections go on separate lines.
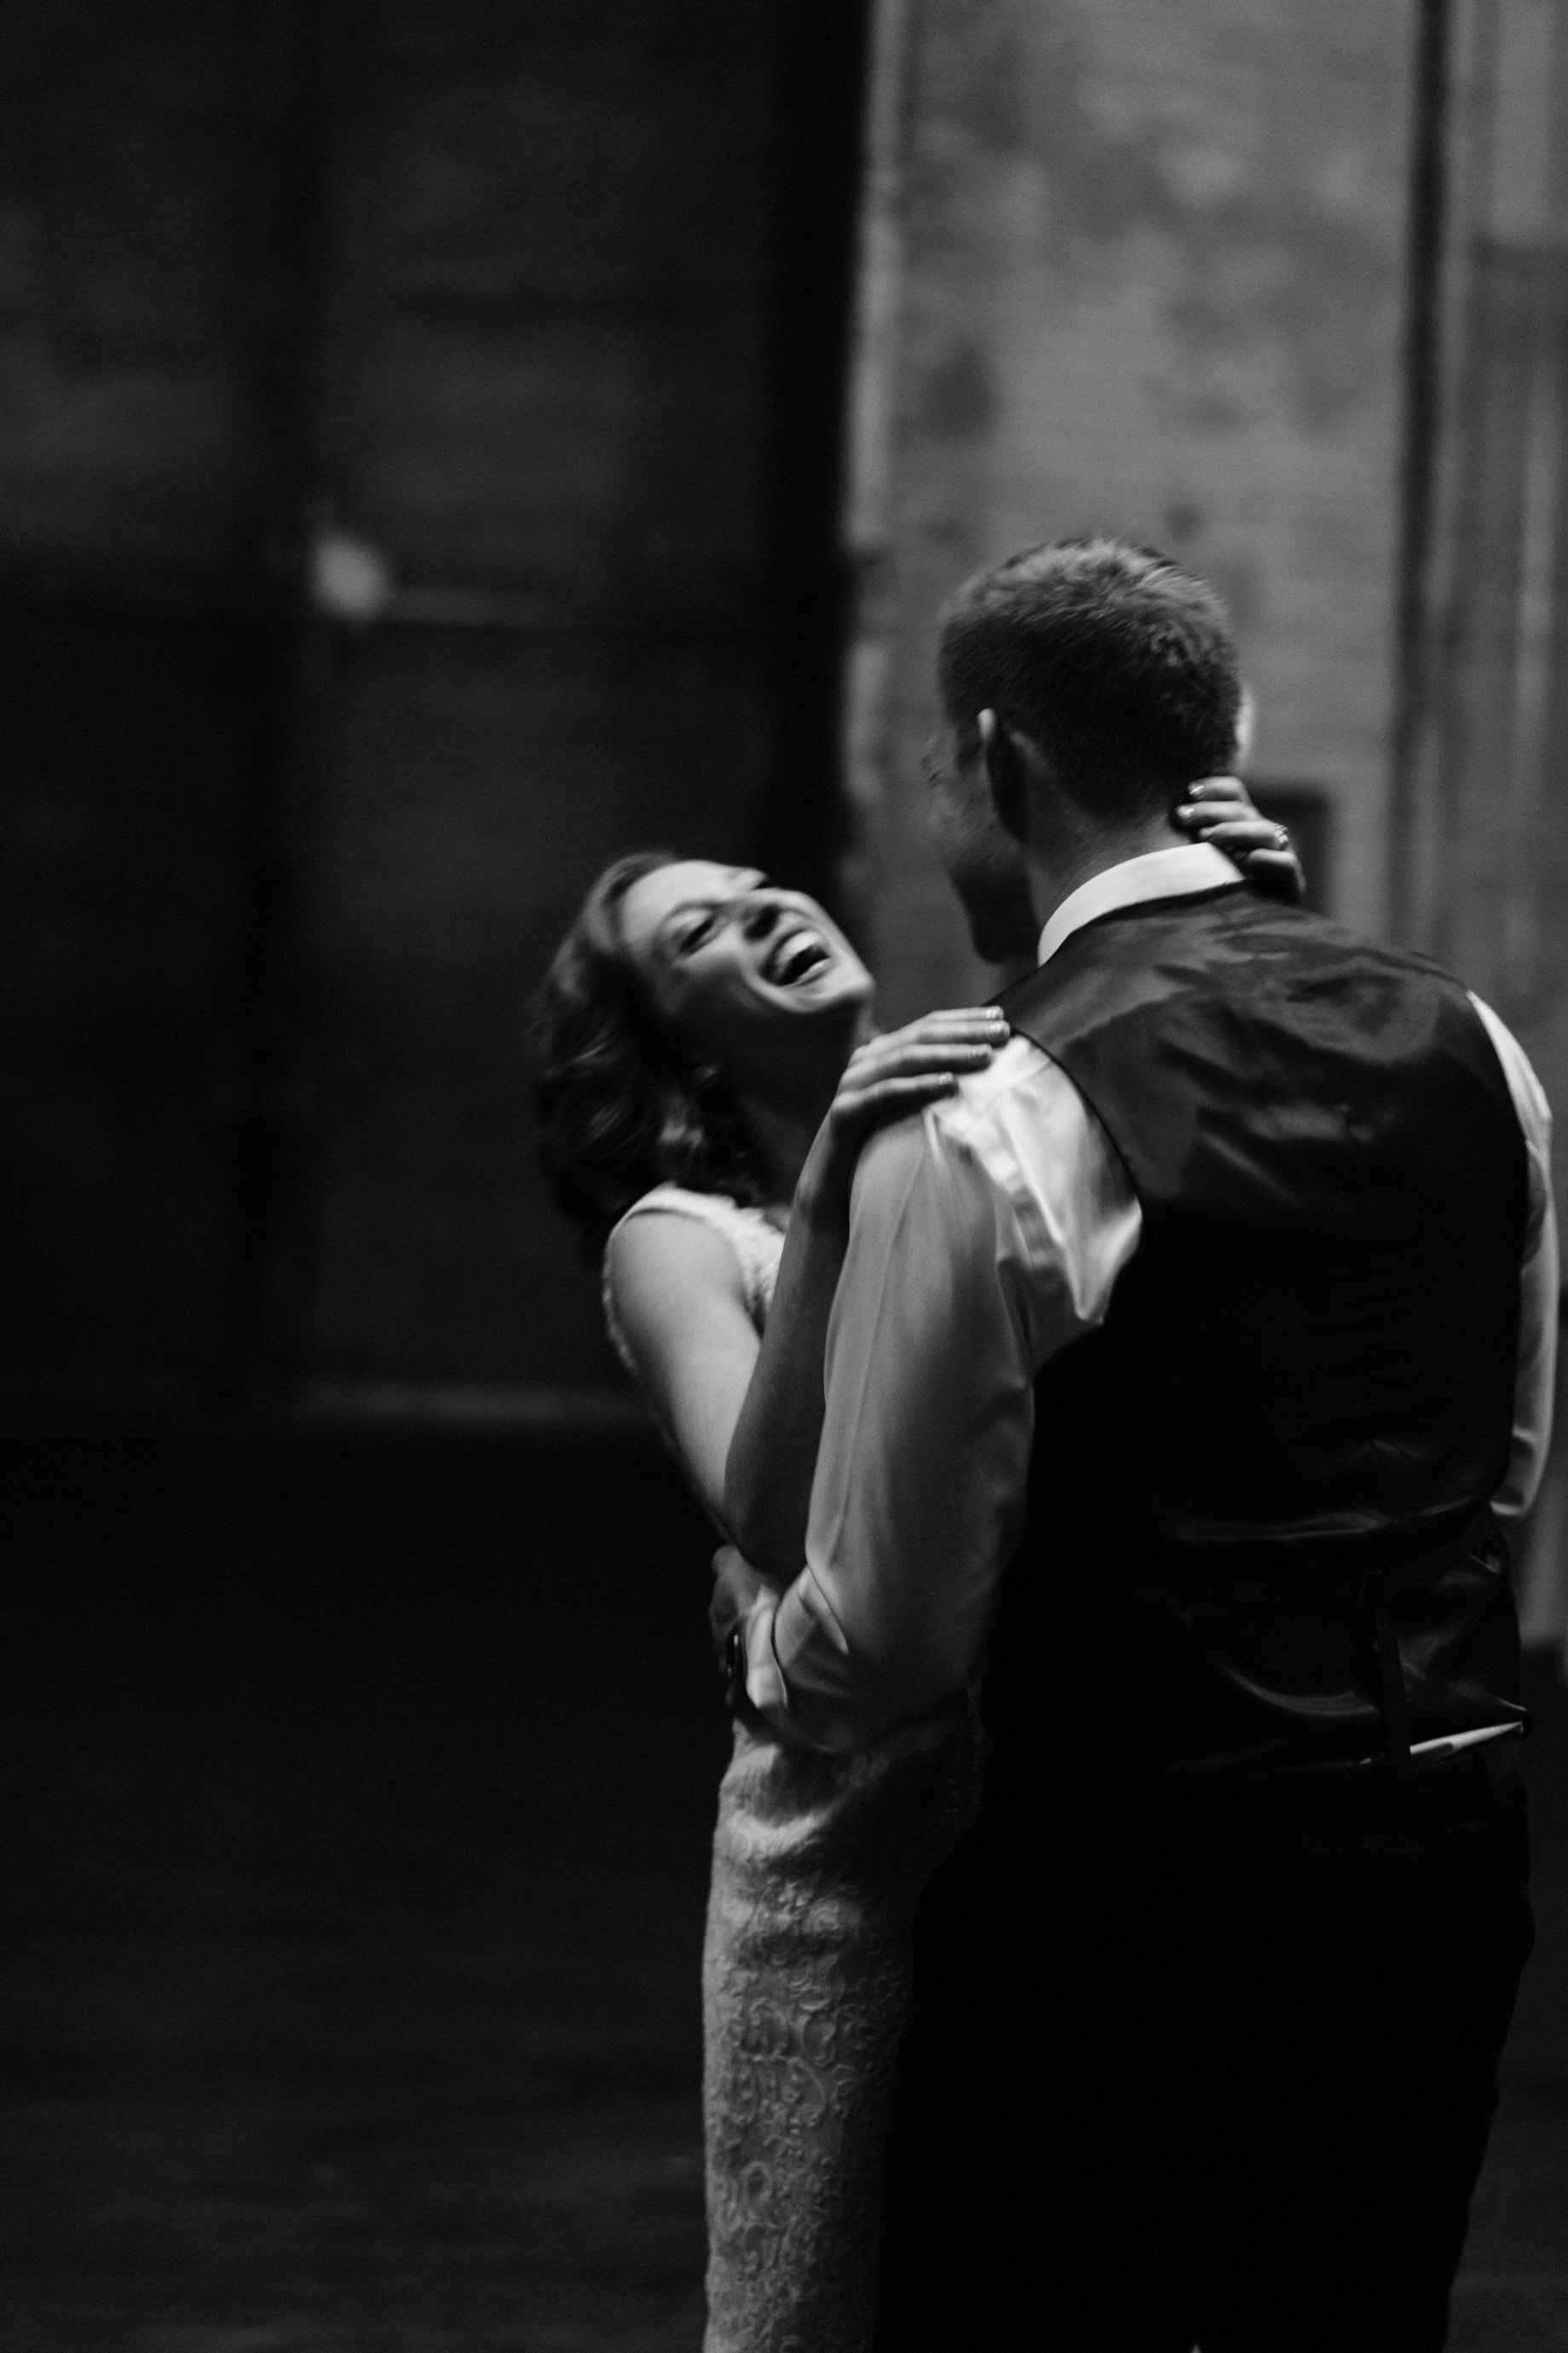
798, 1007, 1012, 1224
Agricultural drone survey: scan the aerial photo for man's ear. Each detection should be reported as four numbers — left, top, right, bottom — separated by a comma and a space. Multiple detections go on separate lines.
978, 708, 1028, 841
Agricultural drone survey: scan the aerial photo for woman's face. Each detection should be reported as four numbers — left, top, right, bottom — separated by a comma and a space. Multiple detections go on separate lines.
618, 860, 873, 1092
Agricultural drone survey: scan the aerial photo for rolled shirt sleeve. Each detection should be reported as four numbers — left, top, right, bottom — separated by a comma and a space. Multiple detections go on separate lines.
745, 1040, 1139, 1752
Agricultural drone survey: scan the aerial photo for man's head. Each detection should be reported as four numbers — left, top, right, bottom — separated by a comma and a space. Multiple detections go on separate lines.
928, 537, 1242, 950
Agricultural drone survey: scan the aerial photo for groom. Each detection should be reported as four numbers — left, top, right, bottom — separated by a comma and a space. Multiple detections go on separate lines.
729, 538, 1557, 2349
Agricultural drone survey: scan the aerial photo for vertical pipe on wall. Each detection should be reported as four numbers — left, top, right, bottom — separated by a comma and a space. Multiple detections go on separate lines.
1389, 0, 1454, 947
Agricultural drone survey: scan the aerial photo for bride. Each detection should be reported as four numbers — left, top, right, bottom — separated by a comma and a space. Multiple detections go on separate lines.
533, 777, 1301, 2353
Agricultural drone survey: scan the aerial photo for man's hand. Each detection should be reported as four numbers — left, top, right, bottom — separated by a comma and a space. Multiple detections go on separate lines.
708, 1543, 775, 1688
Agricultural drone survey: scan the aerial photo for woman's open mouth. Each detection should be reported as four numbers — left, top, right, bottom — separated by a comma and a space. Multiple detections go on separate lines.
763, 926, 834, 987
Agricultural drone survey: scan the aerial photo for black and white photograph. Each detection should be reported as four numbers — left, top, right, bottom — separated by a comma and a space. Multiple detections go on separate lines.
3, 3, 1566, 2348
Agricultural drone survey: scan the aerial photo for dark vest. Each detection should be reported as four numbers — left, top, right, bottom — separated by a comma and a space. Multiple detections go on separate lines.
919, 889, 1529, 1960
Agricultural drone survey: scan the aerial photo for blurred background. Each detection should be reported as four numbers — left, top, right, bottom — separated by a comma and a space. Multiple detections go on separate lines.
2, 1, 1566, 2346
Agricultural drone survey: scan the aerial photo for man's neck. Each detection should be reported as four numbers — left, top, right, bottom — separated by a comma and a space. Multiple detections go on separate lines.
1023, 814, 1187, 937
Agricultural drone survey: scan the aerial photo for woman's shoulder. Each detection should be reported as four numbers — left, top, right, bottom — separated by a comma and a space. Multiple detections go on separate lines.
611, 1182, 775, 1249
615, 1180, 738, 1220
603, 1185, 781, 1339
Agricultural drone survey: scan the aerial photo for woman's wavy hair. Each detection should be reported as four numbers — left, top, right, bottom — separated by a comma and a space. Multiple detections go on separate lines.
533, 851, 769, 1262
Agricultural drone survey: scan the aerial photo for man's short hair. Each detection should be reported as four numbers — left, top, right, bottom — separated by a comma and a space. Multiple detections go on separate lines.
937, 538, 1242, 823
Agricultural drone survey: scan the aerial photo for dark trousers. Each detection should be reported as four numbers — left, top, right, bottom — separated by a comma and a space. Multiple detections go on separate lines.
873, 1767, 1531, 2353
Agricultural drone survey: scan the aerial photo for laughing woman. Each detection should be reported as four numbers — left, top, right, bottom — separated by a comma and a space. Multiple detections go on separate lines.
532, 780, 1302, 2353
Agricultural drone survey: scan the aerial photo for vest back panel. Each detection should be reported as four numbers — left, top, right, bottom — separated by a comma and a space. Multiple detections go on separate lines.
983, 889, 1528, 1783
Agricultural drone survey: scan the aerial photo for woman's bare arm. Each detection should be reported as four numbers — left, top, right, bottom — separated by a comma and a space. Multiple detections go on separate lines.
718, 1180, 859, 1577
606, 1213, 765, 1532
606, 1011, 1008, 1578
606, 1188, 859, 1580
723, 1011, 1007, 1575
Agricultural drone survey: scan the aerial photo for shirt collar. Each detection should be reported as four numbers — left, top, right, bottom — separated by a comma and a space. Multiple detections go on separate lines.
1035, 841, 1244, 967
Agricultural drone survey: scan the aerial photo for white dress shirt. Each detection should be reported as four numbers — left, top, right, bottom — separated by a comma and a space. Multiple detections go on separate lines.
742, 845, 1559, 1753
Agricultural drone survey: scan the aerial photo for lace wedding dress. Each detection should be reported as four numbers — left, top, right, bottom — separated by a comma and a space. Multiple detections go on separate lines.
605, 1185, 982, 2353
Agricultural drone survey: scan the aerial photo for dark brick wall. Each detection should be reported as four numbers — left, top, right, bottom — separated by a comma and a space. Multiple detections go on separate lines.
293, 3, 777, 1392
0, 0, 811, 1406
0, 3, 280, 1406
